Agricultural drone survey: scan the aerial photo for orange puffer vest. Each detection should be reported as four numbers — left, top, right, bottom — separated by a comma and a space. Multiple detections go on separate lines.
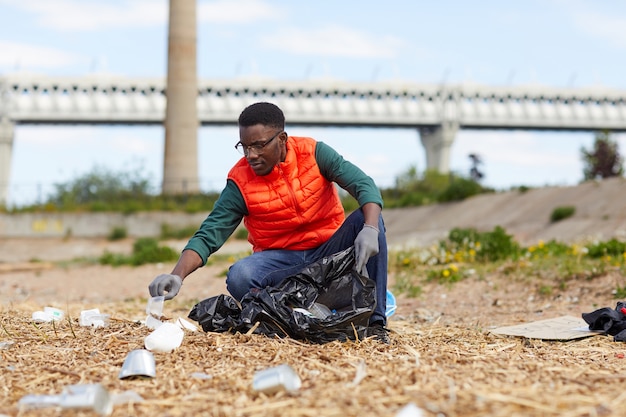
228, 136, 345, 252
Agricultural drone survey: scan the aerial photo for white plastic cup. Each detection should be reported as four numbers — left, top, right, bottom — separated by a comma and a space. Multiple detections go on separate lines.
32, 307, 65, 323
144, 322, 184, 353
60, 384, 113, 416
252, 364, 301, 394
44, 307, 64, 321
32, 311, 52, 323
144, 314, 163, 330
308, 303, 332, 319
146, 296, 164, 318
79, 309, 110, 328
119, 349, 156, 379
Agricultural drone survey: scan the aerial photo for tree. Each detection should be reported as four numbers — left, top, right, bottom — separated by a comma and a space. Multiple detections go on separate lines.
581, 131, 624, 180
48, 164, 154, 207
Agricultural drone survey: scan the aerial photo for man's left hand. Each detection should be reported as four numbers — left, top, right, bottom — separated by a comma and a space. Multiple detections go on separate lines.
354, 224, 379, 274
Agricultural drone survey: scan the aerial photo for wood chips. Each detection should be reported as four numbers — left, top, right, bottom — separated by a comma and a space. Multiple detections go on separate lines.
1, 299, 625, 417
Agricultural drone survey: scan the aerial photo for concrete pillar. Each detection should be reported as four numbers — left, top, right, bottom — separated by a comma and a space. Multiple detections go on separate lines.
162, 0, 199, 195
418, 121, 458, 173
0, 117, 14, 207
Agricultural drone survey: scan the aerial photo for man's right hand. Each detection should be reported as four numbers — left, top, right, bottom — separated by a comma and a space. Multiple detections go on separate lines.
148, 274, 183, 300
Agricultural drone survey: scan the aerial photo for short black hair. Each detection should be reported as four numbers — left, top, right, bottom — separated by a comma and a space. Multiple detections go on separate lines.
238, 102, 285, 130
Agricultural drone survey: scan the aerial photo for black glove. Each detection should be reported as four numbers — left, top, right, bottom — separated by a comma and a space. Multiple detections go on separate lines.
148, 274, 182, 300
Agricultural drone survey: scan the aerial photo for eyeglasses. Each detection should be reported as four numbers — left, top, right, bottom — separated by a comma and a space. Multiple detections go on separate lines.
235, 131, 283, 156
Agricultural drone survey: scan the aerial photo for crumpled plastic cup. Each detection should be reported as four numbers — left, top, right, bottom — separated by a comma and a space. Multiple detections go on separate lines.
79, 309, 110, 328
144, 322, 184, 353
18, 383, 113, 416
119, 349, 156, 379
146, 296, 164, 319
252, 364, 301, 394
32, 307, 65, 323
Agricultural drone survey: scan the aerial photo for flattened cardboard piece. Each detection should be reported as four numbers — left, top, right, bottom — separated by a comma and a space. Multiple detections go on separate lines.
490, 315, 603, 340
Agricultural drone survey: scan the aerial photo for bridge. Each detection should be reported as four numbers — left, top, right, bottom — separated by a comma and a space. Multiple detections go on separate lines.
1, 73, 626, 204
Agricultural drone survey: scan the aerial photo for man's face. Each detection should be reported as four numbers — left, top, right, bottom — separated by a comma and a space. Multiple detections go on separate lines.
238, 124, 286, 176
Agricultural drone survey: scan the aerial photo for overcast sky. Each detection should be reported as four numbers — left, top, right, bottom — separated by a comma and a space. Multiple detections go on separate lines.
1, 0, 625, 206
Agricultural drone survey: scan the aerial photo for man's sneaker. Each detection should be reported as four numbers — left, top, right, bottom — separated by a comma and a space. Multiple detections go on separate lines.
367, 322, 390, 344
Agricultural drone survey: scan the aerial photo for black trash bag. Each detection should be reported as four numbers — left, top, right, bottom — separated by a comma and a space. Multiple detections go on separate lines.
188, 246, 376, 344
582, 301, 626, 342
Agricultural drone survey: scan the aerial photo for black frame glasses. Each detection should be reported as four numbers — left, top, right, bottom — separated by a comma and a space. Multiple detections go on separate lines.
235, 131, 283, 156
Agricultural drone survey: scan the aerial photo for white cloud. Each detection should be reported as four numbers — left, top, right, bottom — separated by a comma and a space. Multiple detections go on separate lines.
2, 0, 167, 32
261, 25, 406, 58
198, 0, 282, 23
2, 0, 282, 32
556, 0, 626, 49
0, 41, 85, 70
15, 126, 158, 155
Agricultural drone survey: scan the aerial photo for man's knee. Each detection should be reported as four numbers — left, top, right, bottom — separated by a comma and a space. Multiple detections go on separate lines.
225, 260, 258, 301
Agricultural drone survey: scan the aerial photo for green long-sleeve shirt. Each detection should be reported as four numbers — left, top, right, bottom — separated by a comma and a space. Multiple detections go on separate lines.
184, 140, 383, 265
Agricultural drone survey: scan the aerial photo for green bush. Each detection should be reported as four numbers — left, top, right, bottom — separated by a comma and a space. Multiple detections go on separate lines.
550, 206, 576, 222
448, 227, 481, 247
160, 224, 198, 240
587, 238, 626, 258
131, 238, 179, 265
476, 226, 520, 262
442, 226, 519, 263
100, 237, 179, 266
108, 226, 127, 241
438, 177, 489, 202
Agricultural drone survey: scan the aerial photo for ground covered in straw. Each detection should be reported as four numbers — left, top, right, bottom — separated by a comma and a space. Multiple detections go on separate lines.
2, 238, 626, 416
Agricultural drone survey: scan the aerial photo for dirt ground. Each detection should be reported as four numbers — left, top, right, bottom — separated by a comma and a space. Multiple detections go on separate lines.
2, 179, 626, 416
3, 177, 626, 325
1, 215, 623, 329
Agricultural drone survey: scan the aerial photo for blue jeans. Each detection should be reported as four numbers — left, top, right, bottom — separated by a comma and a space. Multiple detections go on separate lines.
226, 208, 388, 325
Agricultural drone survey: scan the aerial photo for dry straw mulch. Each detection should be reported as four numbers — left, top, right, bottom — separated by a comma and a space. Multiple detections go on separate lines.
1, 300, 625, 417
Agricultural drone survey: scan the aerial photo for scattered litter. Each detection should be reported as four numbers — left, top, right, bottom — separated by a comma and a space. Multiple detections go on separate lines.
386, 290, 397, 317
18, 383, 113, 416
0, 341, 15, 350
292, 303, 335, 319
146, 296, 164, 319
144, 322, 184, 353
31, 307, 64, 323
144, 296, 167, 330
111, 390, 144, 405
348, 360, 367, 386
490, 315, 602, 340
396, 402, 425, 417
190, 372, 213, 380
252, 364, 301, 394
144, 314, 163, 330
583, 301, 626, 342
119, 349, 156, 379
79, 309, 110, 328
176, 317, 198, 332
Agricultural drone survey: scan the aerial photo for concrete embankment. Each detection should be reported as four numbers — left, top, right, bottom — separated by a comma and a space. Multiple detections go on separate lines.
0, 211, 208, 238
3, 177, 626, 248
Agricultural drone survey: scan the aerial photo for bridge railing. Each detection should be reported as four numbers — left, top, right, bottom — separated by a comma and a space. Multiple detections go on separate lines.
1, 75, 625, 130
